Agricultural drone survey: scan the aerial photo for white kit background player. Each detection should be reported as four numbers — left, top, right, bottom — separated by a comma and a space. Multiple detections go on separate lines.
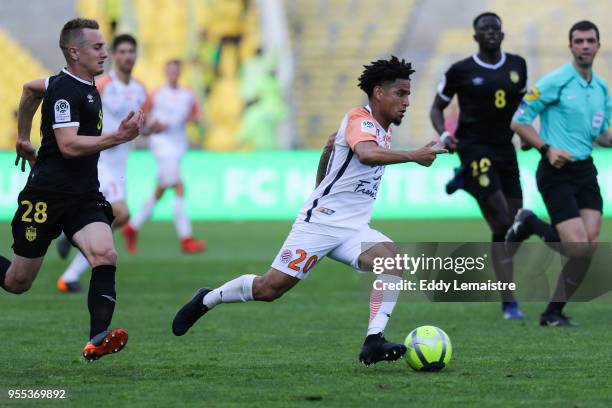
56, 34, 158, 292
172, 57, 446, 365
122, 59, 206, 254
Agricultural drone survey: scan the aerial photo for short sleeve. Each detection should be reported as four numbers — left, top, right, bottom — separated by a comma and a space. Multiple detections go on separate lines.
437, 64, 458, 102
520, 58, 528, 93
345, 111, 377, 150
50, 83, 80, 129
602, 87, 611, 132
512, 73, 560, 125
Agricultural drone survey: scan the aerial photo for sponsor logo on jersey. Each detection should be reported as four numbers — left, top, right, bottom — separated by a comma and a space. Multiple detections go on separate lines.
472, 77, 484, 86
524, 87, 540, 102
280, 249, 292, 263
54, 99, 71, 122
315, 207, 336, 215
510, 70, 520, 83
87, 94, 94, 103
361, 120, 377, 136
25, 226, 37, 242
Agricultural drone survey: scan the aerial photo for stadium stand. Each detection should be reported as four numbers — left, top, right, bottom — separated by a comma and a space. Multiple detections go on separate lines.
75, 0, 263, 150
0, 29, 48, 149
286, 0, 416, 148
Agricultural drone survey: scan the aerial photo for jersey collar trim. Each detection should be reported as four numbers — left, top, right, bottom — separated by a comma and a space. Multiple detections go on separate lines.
472, 51, 506, 70
62, 67, 94, 86
363, 104, 391, 135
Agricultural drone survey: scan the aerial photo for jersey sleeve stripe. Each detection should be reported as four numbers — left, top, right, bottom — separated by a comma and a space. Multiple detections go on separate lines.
304, 150, 354, 222
52, 122, 80, 129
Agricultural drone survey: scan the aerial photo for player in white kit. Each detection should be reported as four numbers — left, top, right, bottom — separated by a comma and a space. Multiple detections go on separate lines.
56, 34, 156, 292
172, 57, 447, 365
122, 59, 206, 254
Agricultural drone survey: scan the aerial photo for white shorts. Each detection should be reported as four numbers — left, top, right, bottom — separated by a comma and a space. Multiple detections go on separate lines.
271, 221, 392, 280
153, 151, 183, 187
98, 162, 126, 204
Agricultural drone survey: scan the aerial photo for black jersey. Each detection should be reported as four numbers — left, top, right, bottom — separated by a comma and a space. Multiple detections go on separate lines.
28, 68, 103, 194
438, 52, 527, 150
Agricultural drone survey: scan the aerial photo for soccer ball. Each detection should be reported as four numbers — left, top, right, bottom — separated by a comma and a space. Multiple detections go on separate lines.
404, 325, 452, 372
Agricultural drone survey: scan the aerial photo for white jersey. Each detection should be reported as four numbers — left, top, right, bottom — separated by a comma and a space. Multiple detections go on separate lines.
297, 105, 391, 229
96, 71, 147, 178
147, 84, 198, 155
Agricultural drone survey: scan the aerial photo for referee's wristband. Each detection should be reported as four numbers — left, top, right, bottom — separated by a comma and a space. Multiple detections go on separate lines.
538, 143, 550, 157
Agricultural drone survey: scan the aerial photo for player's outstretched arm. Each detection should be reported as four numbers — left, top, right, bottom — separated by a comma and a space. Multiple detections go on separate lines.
315, 132, 336, 187
15, 79, 46, 171
55, 110, 144, 158
354, 140, 446, 167
430, 95, 458, 151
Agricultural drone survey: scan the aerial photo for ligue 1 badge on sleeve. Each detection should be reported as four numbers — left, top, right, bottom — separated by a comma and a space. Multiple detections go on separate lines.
25, 226, 37, 242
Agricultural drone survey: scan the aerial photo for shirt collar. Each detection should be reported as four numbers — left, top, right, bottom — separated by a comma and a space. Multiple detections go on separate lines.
364, 105, 392, 134
62, 67, 95, 86
472, 51, 506, 70
568, 63, 592, 88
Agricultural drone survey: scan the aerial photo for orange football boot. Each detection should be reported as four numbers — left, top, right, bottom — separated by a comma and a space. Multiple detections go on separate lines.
83, 329, 129, 362
57, 277, 83, 293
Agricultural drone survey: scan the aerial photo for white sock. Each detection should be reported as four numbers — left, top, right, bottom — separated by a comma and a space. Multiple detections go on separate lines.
203, 274, 257, 309
61, 251, 91, 283
174, 196, 192, 239
367, 274, 402, 336
132, 195, 156, 230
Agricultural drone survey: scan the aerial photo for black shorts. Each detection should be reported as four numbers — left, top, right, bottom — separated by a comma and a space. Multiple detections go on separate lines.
536, 157, 602, 226
11, 188, 114, 258
457, 146, 522, 201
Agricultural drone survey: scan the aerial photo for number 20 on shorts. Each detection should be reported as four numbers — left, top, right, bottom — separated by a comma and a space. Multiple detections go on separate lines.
288, 249, 318, 274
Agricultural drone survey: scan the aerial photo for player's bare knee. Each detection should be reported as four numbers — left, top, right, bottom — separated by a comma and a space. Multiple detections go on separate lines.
4, 277, 32, 294
89, 247, 117, 267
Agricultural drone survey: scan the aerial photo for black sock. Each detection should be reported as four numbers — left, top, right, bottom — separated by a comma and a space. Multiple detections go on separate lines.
492, 231, 515, 303
88, 265, 117, 339
0, 255, 10, 291
545, 256, 591, 315
544, 301, 565, 315
525, 215, 560, 242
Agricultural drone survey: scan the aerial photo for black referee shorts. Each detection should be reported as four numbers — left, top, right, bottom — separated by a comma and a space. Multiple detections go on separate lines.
11, 188, 114, 258
536, 157, 602, 226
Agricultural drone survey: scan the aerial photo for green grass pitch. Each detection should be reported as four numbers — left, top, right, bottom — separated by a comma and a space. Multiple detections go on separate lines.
1, 220, 612, 407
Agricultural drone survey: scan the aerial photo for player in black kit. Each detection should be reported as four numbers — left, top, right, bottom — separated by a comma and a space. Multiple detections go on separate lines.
0, 18, 143, 361
430, 12, 527, 319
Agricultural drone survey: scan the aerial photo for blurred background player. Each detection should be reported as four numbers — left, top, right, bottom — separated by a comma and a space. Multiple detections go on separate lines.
122, 60, 206, 254
172, 57, 446, 365
507, 21, 611, 327
429, 12, 528, 320
56, 34, 153, 293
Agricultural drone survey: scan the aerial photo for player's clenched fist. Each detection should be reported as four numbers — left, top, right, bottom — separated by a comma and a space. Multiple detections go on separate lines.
409, 141, 448, 167
118, 110, 145, 141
